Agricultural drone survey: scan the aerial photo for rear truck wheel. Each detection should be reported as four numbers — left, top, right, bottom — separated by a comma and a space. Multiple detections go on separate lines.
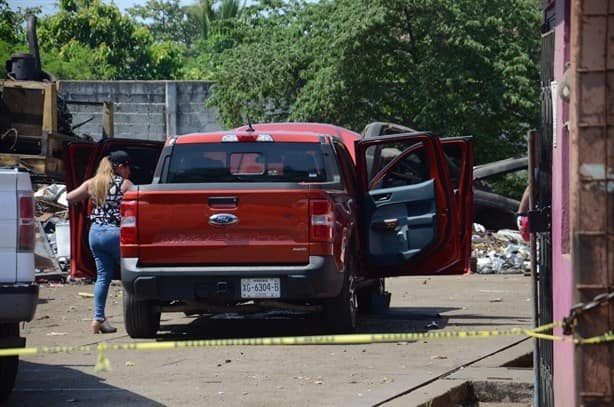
123, 288, 161, 339
357, 278, 391, 315
323, 255, 357, 333
0, 323, 20, 402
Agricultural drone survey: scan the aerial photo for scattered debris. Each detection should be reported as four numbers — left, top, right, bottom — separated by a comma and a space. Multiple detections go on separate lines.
426, 321, 440, 329
472, 223, 530, 274
34, 183, 70, 282
78, 292, 94, 298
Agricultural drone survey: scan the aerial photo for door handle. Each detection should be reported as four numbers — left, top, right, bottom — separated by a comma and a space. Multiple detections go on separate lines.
208, 196, 238, 208
372, 193, 391, 202
372, 218, 399, 231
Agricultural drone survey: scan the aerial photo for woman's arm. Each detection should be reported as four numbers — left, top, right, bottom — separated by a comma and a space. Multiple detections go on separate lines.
121, 178, 135, 194
517, 185, 530, 215
66, 179, 91, 204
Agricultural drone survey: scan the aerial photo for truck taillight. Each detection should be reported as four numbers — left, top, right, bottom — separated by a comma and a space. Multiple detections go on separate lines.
17, 193, 35, 251
120, 200, 137, 244
310, 199, 333, 242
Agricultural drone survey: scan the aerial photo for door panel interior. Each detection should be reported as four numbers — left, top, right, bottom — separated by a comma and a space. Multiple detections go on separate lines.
356, 125, 466, 278
365, 180, 436, 266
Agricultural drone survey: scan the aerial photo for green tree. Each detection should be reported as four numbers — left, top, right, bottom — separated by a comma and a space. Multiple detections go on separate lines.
0, 0, 19, 43
187, 0, 246, 40
180, 0, 248, 79
208, 0, 541, 163
0, 0, 19, 77
127, 0, 192, 45
0, 1, 45, 78
37, 0, 183, 79
400, 0, 541, 161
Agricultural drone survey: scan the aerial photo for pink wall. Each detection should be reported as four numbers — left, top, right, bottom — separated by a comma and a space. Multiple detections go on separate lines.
550, 1, 575, 405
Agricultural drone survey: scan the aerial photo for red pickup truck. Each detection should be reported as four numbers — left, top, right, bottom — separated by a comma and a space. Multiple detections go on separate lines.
65, 122, 472, 338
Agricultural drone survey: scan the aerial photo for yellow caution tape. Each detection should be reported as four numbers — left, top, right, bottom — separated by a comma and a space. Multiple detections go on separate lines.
0, 323, 611, 372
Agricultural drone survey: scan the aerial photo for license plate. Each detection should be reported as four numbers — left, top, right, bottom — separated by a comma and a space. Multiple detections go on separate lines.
240, 278, 281, 298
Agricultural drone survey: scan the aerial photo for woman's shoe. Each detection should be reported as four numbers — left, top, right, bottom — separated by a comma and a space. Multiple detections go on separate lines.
92, 319, 117, 334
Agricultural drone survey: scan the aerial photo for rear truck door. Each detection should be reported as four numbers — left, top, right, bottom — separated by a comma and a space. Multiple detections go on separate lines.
355, 132, 465, 278
441, 137, 474, 274
64, 138, 163, 279
64, 141, 97, 279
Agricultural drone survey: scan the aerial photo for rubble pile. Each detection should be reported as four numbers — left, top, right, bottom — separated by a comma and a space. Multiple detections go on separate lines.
34, 183, 70, 281
472, 223, 531, 275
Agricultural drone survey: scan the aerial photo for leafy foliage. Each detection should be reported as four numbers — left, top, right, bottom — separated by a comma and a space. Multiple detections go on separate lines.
0, 0, 541, 164
36, 0, 182, 79
0, 0, 19, 43
209, 0, 541, 163
127, 0, 192, 45
180, 0, 248, 79
0, 1, 44, 77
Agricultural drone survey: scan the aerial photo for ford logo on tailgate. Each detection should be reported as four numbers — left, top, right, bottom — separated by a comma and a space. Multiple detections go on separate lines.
209, 213, 238, 226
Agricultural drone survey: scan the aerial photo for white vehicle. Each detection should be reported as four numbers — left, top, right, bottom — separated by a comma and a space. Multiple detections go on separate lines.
0, 167, 37, 402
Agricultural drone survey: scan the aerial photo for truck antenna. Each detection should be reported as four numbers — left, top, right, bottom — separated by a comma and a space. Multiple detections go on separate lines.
246, 115, 255, 132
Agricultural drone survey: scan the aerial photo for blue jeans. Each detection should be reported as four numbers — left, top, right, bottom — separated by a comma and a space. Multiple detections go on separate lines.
88, 223, 120, 321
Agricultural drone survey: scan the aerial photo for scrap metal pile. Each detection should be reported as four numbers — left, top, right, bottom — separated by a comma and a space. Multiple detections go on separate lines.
471, 223, 531, 275
34, 183, 70, 281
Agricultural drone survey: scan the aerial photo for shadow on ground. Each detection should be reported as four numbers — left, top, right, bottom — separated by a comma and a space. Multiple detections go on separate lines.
7, 360, 164, 407
154, 306, 466, 341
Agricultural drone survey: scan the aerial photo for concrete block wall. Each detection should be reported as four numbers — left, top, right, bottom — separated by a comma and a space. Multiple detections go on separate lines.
57, 80, 222, 141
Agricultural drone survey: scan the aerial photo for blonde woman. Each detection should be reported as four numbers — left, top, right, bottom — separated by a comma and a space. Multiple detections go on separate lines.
66, 150, 134, 333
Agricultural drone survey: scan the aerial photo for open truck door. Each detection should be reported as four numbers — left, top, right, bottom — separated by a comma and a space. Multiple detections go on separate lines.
63, 138, 163, 279
355, 129, 472, 278
440, 137, 474, 274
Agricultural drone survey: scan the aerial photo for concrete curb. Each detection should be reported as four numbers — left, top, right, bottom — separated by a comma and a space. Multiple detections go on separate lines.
383, 339, 534, 406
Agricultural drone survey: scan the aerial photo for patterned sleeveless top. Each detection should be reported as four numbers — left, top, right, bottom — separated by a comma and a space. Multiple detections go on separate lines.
90, 175, 124, 227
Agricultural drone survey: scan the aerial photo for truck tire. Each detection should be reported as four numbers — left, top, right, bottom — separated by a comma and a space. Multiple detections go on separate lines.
357, 278, 391, 315
0, 323, 20, 402
123, 289, 160, 339
323, 255, 357, 333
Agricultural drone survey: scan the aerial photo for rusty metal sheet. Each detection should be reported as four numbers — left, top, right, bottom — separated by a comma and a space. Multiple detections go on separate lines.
572, 1, 614, 405
578, 72, 607, 127
579, 15, 607, 70
574, 233, 608, 286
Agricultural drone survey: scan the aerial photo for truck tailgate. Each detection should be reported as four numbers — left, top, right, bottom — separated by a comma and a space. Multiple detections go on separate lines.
135, 187, 310, 266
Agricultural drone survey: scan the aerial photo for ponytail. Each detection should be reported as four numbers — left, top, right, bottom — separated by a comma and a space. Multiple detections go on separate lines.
90, 157, 115, 206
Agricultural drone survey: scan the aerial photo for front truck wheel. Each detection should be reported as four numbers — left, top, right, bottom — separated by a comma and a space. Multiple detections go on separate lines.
0, 323, 20, 402
123, 288, 161, 339
323, 255, 357, 333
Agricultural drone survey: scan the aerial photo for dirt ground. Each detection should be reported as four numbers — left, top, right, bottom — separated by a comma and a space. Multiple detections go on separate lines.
8, 274, 533, 406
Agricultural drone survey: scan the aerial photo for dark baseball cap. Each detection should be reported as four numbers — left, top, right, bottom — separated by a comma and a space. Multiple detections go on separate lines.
108, 150, 130, 165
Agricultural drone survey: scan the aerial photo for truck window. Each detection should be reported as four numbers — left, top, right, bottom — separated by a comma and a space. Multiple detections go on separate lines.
165, 142, 338, 183
367, 141, 430, 189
